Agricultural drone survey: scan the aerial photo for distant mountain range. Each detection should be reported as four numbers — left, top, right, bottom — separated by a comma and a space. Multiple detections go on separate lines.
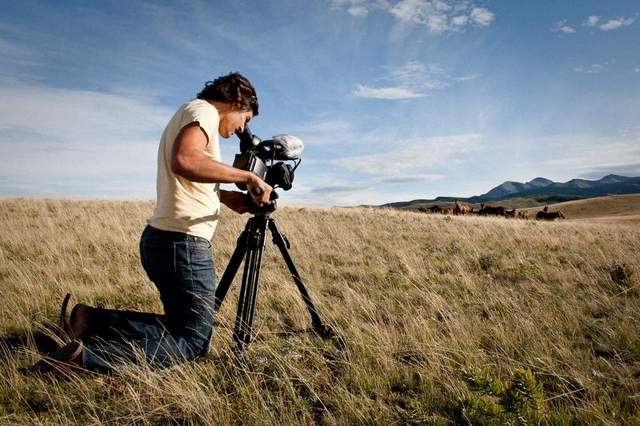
382, 174, 640, 208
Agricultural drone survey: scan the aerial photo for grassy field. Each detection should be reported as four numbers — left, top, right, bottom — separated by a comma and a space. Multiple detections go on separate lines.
1, 198, 639, 424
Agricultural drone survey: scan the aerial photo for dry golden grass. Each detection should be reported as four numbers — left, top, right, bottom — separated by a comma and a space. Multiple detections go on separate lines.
1, 198, 639, 424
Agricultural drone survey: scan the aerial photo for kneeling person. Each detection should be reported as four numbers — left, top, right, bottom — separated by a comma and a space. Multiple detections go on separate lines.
33, 72, 272, 373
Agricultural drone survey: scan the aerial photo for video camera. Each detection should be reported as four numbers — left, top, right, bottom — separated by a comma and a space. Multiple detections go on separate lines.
233, 125, 303, 194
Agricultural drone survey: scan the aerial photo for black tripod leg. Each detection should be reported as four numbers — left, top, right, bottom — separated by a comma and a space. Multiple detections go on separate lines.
268, 220, 333, 338
233, 217, 268, 356
214, 225, 250, 312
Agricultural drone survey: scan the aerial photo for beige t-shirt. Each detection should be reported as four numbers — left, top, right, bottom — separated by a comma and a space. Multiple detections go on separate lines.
148, 99, 221, 240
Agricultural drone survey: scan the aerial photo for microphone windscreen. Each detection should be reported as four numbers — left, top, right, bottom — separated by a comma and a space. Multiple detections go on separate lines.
271, 134, 304, 159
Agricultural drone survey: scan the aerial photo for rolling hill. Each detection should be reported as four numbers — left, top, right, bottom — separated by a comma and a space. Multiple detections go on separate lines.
382, 174, 640, 209
521, 194, 640, 225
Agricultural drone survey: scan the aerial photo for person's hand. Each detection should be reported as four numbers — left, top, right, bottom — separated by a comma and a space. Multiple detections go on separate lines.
221, 191, 249, 214
247, 176, 273, 206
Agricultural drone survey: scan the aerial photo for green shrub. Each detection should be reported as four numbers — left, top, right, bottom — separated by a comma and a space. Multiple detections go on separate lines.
460, 366, 547, 425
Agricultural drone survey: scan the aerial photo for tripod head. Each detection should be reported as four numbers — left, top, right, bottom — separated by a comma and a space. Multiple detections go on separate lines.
242, 192, 278, 215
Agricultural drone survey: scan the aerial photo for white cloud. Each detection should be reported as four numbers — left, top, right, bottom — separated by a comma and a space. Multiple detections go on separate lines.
635, 67, 640, 73
0, 81, 172, 197
292, 172, 449, 206
573, 61, 613, 74
541, 141, 640, 176
292, 119, 354, 134
353, 84, 425, 99
387, 61, 448, 88
469, 7, 494, 27
583, 15, 599, 27
283, 119, 358, 149
330, 133, 484, 176
389, 0, 450, 32
553, 15, 634, 34
574, 64, 603, 74
0, 83, 169, 142
454, 74, 480, 81
552, 20, 576, 33
451, 15, 469, 27
354, 61, 474, 100
0, 38, 42, 75
600, 17, 634, 31
348, 5, 369, 16
330, 0, 385, 17
334, 0, 494, 33
387, 0, 424, 22
309, 174, 444, 194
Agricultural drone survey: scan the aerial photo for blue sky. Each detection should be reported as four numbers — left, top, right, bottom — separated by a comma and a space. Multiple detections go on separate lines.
1, 0, 639, 206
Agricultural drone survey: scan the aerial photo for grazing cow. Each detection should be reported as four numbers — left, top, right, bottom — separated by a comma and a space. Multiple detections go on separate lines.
479, 203, 506, 216
441, 207, 454, 215
517, 210, 529, 219
454, 200, 472, 215
504, 208, 516, 218
428, 205, 442, 214
536, 210, 565, 220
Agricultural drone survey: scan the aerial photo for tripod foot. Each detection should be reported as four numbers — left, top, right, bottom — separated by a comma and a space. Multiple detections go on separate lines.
233, 342, 248, 360
313, 323, 346, 351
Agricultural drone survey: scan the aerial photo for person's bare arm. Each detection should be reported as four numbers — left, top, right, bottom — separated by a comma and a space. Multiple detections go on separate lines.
219, 189, 249, 214
171, 123, 271, 204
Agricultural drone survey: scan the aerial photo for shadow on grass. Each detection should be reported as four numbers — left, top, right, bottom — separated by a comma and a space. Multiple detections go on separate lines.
0, 325, 64, 361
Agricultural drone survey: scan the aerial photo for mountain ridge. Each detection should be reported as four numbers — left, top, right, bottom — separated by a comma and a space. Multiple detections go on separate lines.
380, 174, 640, 208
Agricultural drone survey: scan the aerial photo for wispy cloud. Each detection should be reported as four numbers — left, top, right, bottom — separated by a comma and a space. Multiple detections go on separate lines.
552, 20, 576, 33
330, 0, 388, 17
384, 174, 446, 184
583, 15, 599, 27
541, 141, 640, 178
450, 15, 468, 27
574, 60, 613, 74
600, 17, 634, 31
330, 133, 484, 176
291, 119, 354, 135
557, 15, 634, 34
353, 84, 425, 99
454, 74, 480, 81
574, 64, 604, 74
299, 133, 485, 205
390, 1, 495, 32
308, 173, 444, 194
332, 0, 494, 33
294, 173, 446, 207
0, 81, 172, 197
280, 118, 359, 150
0, 37, 43, 82
469, 7, 494, 27
353, 61, 473, 100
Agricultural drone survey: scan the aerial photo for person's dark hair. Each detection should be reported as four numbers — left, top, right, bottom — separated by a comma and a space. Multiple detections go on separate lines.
197, 72, 259, 116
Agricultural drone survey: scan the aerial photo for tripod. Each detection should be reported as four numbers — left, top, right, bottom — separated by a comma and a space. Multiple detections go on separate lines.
213, 211, 333, 356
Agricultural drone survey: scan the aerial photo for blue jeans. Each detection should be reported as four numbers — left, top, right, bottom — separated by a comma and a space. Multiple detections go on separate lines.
82, 225, 216, 372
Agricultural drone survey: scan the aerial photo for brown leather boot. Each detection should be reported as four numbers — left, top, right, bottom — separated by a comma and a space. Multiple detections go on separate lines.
69, 304, 94, 341
27, 339, 84, 375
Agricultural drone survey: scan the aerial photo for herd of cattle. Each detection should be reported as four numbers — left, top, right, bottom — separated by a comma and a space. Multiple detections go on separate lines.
415, 202, 566, 221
